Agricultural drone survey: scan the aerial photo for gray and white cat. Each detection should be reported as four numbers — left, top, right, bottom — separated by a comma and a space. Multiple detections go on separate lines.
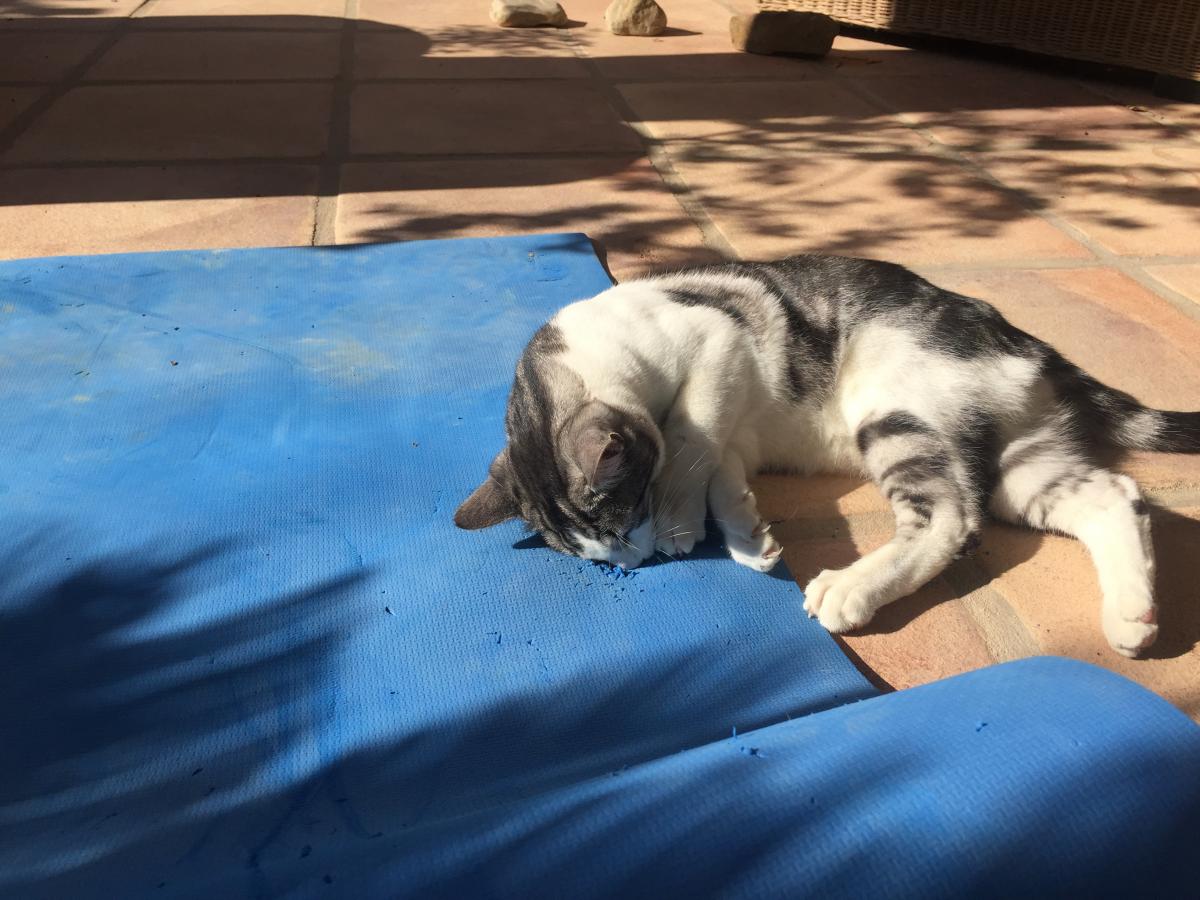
455, 255, 1200, 657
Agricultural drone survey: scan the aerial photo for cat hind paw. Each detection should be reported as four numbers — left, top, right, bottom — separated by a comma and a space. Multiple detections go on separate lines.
1104, 605, 1158, 658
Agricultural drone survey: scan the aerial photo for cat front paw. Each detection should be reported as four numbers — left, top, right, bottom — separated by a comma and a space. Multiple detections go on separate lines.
726, 522, 783, 574
654, 486, 707, 559
803, 567, 882, 633
656, 522, 704, 558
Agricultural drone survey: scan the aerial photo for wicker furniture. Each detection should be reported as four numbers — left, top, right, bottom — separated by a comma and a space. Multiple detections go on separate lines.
758, 0, 1200, 96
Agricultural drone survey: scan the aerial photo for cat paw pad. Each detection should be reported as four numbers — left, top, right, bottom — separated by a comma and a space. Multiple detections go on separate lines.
803, 568, 880, 633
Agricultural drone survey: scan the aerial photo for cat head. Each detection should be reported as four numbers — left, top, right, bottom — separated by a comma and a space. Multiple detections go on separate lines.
455, 325, 661, 568
455, 400, 660, 568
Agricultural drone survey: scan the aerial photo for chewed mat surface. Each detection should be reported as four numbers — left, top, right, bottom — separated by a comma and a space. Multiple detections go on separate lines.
0, 235, 874, 896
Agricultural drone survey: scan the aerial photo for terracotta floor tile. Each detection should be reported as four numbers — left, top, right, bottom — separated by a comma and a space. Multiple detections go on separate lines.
335, 157, 718, 280
0, 87, 43, 132
87, 30, 341, 81
744, 476, 1002, 691
1116, 452, 1200, 502
589, 45, 818, 84
1, 0, 142, 23
1085, 80, 1200, 132
619, 80, 924, 153
668, 149, 1090, 265
838, 574, 999, 692
133, 0, 345, 28
928, 267, 1200, 496
0, 32, 108, 81
824, 35, 1023, 80
777, 518, 998, 691
0, 164, 318, 258
751, 473, 889, 523
349, 82, 640, 156
929, 267, 1200, 406
977, 513, 1200, 721
354, 28, 587, 80
857, 71, 1184, 152
1143, 263, 1200, 309
356, 0, 502, 30
968, 144, 1200, 257
4, 84, 333, 162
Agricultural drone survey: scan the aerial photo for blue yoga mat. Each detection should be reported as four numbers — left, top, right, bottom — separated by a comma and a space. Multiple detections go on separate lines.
1, 235, 1197, 898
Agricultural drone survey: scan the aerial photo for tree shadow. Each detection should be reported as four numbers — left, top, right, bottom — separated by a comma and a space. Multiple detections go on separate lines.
3, 524, 1193, 898
3, 0, 113, 18
767, 471, 1199, 668
0, 533, 372, 895
1, 5, 1196, 266
0, 526, 877, 896
1143, 504, 1200, 661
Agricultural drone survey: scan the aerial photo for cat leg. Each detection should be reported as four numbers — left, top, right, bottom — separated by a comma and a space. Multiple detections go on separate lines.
653, 370, 747, 558
991, 444, 1157, 657
804, 413, 982, 632
708, 449, 783, 573
653, 430, 713, 557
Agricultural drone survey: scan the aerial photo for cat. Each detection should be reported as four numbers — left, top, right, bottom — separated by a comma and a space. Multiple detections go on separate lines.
454, 255, 1200, 657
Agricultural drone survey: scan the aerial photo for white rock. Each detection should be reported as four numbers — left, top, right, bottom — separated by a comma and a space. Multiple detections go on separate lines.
490, 0, 568, 28
605, 0, 667, 36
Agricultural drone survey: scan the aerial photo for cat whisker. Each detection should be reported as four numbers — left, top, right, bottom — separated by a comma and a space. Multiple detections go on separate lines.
651, 445, 696, 517
656, 529, 694, 541
684, 451, 709, 475
652, 451, 712, 533
613, 532, 636, 552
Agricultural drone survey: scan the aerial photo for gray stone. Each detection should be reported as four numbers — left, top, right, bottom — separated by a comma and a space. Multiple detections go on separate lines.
490, 0, 568, 28
605, 0, 667, 36
729, 11, 838, 57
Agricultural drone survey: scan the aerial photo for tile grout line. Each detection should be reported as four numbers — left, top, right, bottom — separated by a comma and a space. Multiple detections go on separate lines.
559, 29, 740, 265
1144, 485, 1200, 509
835, 75, 1200, 323
1125, 267, 1200, 319
0, 75, 828, 86
0, 21, 336, 34
0, 0, 157, 157
128, 0, 165, 18
940, 564, 1043, 662
916, 255, 1200, 271
311, 0, 358, 246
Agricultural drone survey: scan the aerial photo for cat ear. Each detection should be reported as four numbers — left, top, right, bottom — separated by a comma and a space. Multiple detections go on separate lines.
454, 454, 518, 530
573, 427, 626, 491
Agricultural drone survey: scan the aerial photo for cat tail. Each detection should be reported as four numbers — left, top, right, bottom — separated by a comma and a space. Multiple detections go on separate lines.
1045, 353, 1200, 453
